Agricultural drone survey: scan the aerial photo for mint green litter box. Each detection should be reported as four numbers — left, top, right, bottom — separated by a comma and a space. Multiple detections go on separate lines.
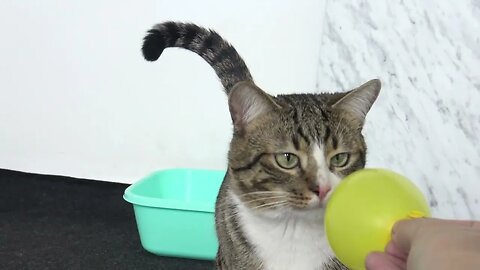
123, 168, 225, 260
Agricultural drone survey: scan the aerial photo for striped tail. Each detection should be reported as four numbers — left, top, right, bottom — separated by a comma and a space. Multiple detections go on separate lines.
142, 21, 253, 94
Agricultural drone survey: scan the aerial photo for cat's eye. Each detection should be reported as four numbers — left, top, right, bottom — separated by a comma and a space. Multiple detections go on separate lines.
274, 153, 299, 169
330, 153, 350, 167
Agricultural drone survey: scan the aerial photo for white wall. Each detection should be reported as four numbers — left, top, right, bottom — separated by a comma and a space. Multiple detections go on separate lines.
0, 1, 323, 183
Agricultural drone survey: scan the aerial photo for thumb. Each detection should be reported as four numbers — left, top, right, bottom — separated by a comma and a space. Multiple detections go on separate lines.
391, 217, 479, 252
391, 218, 425, 253
365, 252, 405, 270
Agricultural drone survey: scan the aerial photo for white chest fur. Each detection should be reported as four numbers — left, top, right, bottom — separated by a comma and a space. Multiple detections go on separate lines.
232, 193, 334, 270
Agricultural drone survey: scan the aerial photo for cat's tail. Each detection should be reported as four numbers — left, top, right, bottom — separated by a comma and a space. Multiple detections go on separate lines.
142, 21, 253, 94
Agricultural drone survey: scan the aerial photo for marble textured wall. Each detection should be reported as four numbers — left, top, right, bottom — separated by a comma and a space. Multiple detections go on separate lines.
315, 0, 480, 219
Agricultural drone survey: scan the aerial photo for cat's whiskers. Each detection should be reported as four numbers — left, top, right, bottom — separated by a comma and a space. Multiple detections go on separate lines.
251, 200, 288, 211
224, 200, 289, 221
242, 195, 289, 205
281, 214, 291, 238
216, 194, 288, 209
338, 120, 348, 137
238, 191, 289, 197
334, 116, 345, 135
219, 197, 289, 224
220, 210, 240, 223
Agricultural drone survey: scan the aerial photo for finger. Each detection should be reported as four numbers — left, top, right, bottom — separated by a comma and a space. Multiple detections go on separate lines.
391, 218, 479, 252
426, 218, 480, 229
365, 252, 406, 270
392, 218, 438, 252
385, 241, 408, 260
391, 218, 424, 253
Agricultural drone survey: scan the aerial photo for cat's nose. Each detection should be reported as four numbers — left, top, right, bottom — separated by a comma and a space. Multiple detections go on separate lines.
311, 185, 332, 200
318, 186, 332, 200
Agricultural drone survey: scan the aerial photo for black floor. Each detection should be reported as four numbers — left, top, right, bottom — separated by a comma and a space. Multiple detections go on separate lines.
0, 169, 214, 270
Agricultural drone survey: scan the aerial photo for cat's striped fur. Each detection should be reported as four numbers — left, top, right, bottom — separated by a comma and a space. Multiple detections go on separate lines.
142, 21, 252, 93
142, 22, 381, 270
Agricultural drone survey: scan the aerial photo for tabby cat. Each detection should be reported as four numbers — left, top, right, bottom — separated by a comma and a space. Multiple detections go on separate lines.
142, 21, 381, 270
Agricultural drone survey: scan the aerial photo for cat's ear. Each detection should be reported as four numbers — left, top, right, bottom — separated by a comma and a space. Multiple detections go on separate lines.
228, 81, 278, 133
332, 79, 381, 125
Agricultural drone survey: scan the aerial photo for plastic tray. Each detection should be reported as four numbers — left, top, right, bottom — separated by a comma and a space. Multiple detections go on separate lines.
123, 168, 225, 260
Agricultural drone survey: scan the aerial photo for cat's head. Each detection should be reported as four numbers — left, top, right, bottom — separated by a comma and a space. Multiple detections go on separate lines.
227, 80, 381, 216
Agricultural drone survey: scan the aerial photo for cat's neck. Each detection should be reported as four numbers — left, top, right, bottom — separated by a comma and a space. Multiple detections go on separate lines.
230, 191, 334, 270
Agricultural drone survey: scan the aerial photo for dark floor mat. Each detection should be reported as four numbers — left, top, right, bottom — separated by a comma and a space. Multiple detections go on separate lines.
0, 169, 214, 270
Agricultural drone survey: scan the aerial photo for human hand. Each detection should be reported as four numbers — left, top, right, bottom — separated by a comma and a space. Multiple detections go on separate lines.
365, 218, 480, 270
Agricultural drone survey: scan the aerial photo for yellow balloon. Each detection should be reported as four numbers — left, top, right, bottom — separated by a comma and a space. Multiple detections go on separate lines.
325, 168, 431, 270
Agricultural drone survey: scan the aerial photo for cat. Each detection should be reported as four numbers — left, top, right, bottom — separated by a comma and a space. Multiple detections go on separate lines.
142, 21, 381, 270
